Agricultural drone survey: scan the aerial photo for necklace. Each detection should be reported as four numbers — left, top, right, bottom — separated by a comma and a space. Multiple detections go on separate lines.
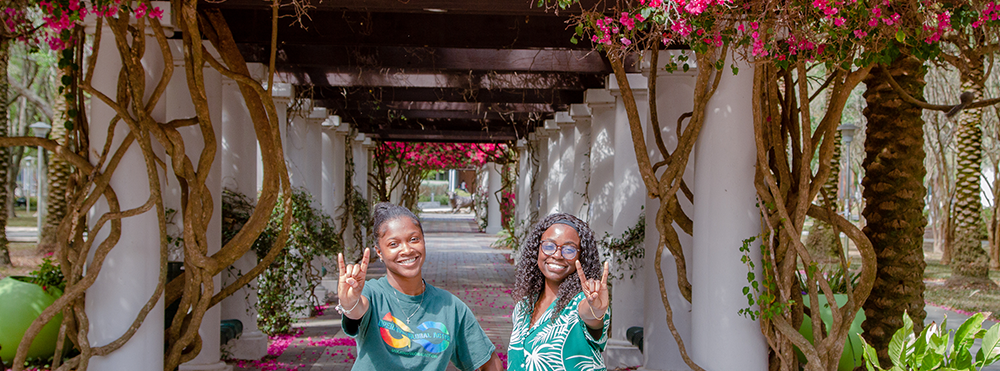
392, 279, 426, 324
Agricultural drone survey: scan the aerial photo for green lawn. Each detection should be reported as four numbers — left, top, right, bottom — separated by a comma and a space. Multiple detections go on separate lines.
923, 259, 1000, 321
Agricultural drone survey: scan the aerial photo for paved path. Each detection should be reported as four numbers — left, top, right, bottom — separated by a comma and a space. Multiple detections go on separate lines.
231, 212, 516, 371
227, 215, 1000, 371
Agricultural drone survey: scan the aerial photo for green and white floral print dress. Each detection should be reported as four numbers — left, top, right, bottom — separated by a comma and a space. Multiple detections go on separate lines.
507, 292, 610, 371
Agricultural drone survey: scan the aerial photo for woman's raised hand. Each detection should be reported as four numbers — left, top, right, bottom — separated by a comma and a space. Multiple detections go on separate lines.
337, 248, 370, 318
576, 260, 610, 323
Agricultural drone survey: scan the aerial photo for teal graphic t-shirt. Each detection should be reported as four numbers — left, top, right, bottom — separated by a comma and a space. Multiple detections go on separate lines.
344, 277, 495, 371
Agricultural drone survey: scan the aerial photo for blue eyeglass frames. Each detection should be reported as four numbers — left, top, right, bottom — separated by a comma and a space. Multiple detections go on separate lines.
540, 241, 579, 260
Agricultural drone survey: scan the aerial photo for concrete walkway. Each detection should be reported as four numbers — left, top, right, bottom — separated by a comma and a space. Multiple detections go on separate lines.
230, 212, 516, 371
224, 214, 1000, 371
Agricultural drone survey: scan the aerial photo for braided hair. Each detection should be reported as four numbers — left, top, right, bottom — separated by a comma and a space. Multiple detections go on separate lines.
511, 213, 600, 322
371, 202, 423, 249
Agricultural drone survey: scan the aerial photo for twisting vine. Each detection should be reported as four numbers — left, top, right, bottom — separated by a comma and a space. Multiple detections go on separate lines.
0, 3, 296, 370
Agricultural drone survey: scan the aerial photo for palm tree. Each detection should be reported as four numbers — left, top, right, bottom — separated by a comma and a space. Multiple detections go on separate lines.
38, 101, 70, 250
0, 38, 10, 267
860, 53, 928, 367
804, 129, 842, 266
947, 54, 997, 289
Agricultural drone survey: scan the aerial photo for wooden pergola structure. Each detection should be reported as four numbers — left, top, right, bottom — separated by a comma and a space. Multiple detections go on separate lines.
205, 0, 632, 142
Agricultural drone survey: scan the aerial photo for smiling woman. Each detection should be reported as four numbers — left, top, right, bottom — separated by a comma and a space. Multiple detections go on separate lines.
508, 213, 610, 371
337, 202, 504, 371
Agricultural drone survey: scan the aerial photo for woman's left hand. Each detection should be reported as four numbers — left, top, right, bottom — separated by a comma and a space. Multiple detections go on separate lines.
576, 260, 609, 319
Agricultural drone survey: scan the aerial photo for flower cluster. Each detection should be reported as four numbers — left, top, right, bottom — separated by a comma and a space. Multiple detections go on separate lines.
12, 0, 164, 51
377, 142, 511, 170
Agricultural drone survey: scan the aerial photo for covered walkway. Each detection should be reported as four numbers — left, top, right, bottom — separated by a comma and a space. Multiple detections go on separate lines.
231, 213, 516, 371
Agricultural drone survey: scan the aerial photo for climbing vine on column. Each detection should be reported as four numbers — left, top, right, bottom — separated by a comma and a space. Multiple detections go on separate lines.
0, 1, 300, 369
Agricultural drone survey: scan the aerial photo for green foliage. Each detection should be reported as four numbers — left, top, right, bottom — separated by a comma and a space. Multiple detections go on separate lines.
739, 234, 790, 321
797, 264, 861, 295
860, 311, 1000, 371
599, 212, 645, 281
28, 255, 65, 293
223, 188, 341, 335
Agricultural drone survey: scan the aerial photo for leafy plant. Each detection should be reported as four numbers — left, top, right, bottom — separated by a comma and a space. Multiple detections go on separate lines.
796, 264, 861, 295
224, 188, 341, 335
28, 255, 65, 293
739, 233, 790, 322
860, 311, 1000, 371
599, 212, 645, 280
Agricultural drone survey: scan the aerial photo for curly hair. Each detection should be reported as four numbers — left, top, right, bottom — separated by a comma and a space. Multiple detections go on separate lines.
512, 213, 601, 322
371, 202, 423, 249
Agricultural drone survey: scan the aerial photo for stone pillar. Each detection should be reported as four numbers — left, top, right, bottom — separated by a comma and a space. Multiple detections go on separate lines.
286, 104, 310, 191
585, 89, 616, 237
84, 13, 167, 370
555, 112, 576, 216
304, 108, 328, 305
304, 107, 326, 201
162, 39, 230, 371
321, 116, 342, 218
543, 119, 560, 216
515, 139, 533, 230
219, 76, 268, 360
529, 130, 549, 218
608, 73, 649, 342
689, 54, 766, 371
320, 117, 346, 295
485, 162, 503, 234
266, 83, 292, 192
568, 104, 591, 218
640, 50, 697, 371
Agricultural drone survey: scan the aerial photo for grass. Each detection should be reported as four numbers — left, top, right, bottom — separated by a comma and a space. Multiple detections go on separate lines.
923, 258, 1000, 321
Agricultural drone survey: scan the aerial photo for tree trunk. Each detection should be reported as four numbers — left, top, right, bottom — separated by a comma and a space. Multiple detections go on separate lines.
804, 129, 842, 267
0, 39, 10, 267
38, 91, 71, 252
860, 54, 928, 368
946, 55, 997, 289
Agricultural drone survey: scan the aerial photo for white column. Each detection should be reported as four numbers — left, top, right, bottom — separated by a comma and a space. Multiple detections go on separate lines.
304, 107, 326, 201
608, 73, 649, 342
219, 77, 268, 360
641, 50, 698, 371
690, 54, 766, 371
85, 16, 166, 371
569, 104, 591, 218
543, 119, 560, 215
555, 112, 576, 216
165, 40, 230, 371
586, 89, 616, 237
286, 104, 310, 191
515, 139, 533, 229
260, 83, 292, 194
529, 130, 548, 218
486, 162, 503, 234
303, 108, 328, 304
321, 116, 342, 219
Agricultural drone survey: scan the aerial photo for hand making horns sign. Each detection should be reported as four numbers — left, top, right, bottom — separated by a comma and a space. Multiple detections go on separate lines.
337, 248, 370, 319
575, 260, 610, 327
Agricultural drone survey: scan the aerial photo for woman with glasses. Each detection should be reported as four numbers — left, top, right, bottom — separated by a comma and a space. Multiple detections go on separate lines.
508, 213, 610, 371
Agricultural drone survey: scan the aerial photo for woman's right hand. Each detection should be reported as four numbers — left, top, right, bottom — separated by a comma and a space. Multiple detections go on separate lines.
337, 248, 370, 319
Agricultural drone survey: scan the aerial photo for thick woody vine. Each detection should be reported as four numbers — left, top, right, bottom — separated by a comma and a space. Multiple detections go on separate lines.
0, 1, 298, 370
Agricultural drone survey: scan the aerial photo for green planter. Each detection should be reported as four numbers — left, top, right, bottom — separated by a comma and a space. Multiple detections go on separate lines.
797, 294, 866, 371
0, 276, 64, 365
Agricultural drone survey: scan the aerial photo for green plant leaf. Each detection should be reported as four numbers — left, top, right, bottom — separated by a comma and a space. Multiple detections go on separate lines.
860, 334, 885, 371
978, 320, 999, 365
954, 313, 986, 355
888, 311, 915, 366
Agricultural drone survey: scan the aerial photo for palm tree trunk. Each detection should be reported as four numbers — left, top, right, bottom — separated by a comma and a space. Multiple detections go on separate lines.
947, 55, 997, 288
37, 92, 71, 251
860, 54, 928, 368
0, 39, 11, 267
805, 129, 842, 266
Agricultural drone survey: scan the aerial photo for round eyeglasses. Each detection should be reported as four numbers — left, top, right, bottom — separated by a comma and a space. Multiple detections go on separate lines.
540, 241, 579, 260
